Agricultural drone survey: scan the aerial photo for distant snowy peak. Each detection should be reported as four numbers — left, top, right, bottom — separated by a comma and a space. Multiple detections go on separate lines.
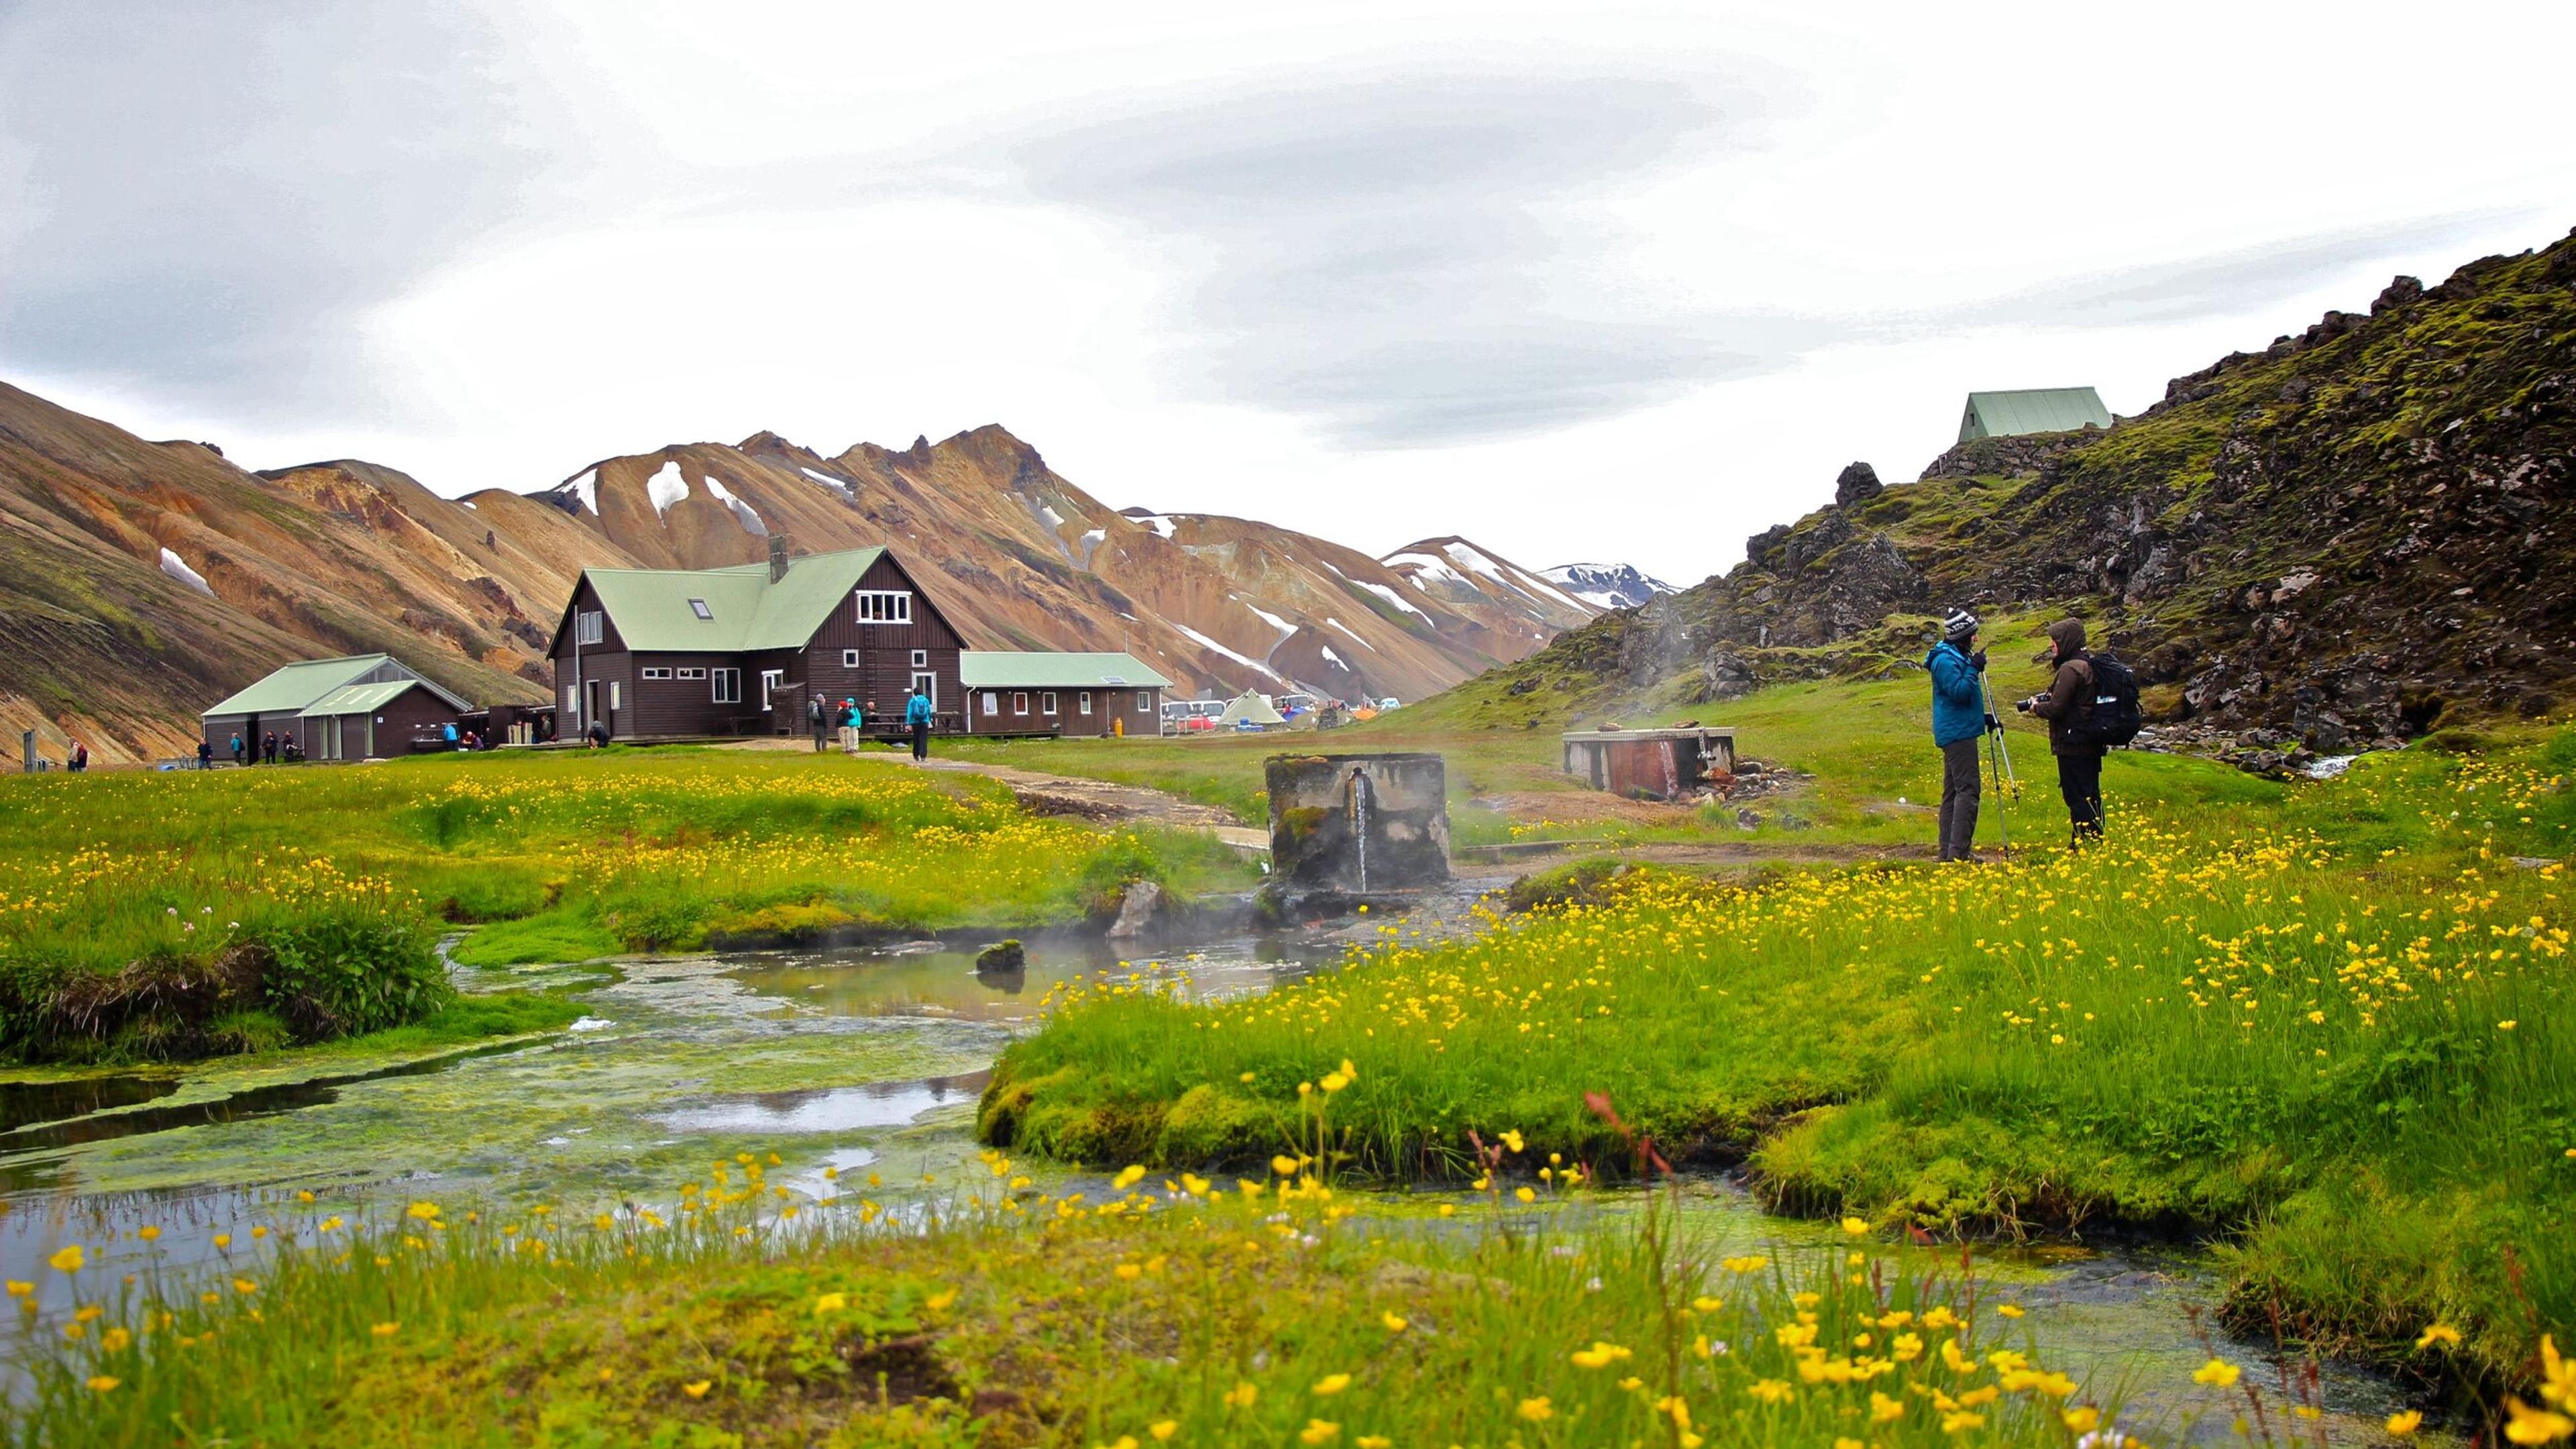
1377, 536, 1597, 629
1540, 561, 1679, 610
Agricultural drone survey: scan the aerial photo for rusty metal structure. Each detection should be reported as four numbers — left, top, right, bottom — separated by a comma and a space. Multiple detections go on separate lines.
1560, 727, 1737, 801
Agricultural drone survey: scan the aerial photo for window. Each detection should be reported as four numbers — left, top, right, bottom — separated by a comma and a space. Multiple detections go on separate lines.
1042, 691, 1058, 716
910, 672, 936, 709
841, 649, 861, 668
1013, 692, 1028, 715
1078, 691, 1092, 714
576, 610, 604, 645
760, 669, 784, 710
855, 590, 912, 624
676, 667, 707, 680
1136, 690, 1151, 712
981, 692, 998, 716
641, 667, 673, 681
608, 682, 622, 710
564, 684, 577, 714
910, 649, 927, 668
688, 598, 712, 620
711, 667, 741, 704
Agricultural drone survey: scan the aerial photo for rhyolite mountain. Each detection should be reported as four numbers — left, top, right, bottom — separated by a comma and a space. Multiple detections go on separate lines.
0, 386, 1597, 763
1540, 561, 1680, 610
1454, 225, 2576, 755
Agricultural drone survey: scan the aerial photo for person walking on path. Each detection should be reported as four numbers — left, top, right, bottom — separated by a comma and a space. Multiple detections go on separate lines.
261, 731, 278, 765
1924, 608, 1988, 863
2023, 617, 2106, 846
838, 698, 863, 755
229, 732, 245, 767
67, 740, 88, 773
905, 688, 932, 760
808, 695, 828, 752
197, 739, 213, 770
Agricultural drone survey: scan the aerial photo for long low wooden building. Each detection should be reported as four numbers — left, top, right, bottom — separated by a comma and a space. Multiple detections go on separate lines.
960, 652, 1170, 737
201, 654, 470, 761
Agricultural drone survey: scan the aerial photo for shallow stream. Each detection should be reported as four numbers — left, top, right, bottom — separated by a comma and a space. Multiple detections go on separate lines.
0, 925, 2432, 1442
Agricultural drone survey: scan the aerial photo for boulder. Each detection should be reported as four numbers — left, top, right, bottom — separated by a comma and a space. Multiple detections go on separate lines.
1108, 879, 1164, 938
1835, 462, 1884, 508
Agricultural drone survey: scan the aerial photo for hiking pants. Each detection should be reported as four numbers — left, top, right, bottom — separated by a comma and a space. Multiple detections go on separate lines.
811, 724, 827, 752
910, 721, 928, 759
2056, 750, 2105, 845
1938, 737, 1982, 862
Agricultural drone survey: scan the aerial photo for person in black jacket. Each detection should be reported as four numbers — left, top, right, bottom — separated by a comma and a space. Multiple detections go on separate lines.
2021, 618, 2105, 845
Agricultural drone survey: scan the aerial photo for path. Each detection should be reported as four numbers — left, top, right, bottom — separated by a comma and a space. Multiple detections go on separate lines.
713, 738, 1270, 853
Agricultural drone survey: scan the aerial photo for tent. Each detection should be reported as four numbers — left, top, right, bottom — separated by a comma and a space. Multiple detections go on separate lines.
1216, 689, 1285, 729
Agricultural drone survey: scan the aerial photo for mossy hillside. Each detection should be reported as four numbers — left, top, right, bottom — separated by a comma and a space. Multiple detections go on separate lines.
1463, 228, 2576, 745
981, 735, 2575, 1383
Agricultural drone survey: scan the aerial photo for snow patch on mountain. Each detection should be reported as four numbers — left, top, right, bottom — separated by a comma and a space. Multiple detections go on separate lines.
159, 547, 213, 595
1325, 562, 1429, 621
700, 472, 769, 536
1173, 623, 1283, 683
646, 462, 689, 518
1324, 617, 1377, 652
799, 466, 855, 502
561, 468, 598, 515
1442, 540, 1584, 611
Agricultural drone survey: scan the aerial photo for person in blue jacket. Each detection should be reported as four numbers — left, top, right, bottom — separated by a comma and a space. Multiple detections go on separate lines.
1925, 607, 1990, 862
904, 688, 933, 760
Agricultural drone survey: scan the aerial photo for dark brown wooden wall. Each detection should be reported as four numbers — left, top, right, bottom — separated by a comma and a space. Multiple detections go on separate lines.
799, 555, 963, 726
965, 684, 1163, 737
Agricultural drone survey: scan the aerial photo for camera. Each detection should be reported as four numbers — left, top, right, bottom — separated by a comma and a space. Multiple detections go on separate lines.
2015, 698, 2033, 713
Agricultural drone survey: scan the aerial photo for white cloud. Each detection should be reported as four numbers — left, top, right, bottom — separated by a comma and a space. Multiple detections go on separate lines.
1, 0, 2571, 587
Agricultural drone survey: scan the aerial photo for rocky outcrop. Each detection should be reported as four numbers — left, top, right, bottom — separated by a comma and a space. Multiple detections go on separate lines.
1834, 462, 1884, 507
1466, 224, 2576, 749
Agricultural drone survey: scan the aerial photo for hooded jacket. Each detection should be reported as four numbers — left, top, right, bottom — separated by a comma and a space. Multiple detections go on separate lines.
2027, 619, 2100, 757
1924, 637, 1986, 747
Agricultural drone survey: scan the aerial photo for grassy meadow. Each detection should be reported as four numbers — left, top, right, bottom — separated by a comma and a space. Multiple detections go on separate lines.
0, 749, 1244, 1062
981, 729, 2575, 1386
943, 614, 2283, 850
4, 1144, 2357, 1449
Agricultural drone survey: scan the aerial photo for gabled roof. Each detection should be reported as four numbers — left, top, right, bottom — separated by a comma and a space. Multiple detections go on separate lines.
1960, 387, 2113, 442
301, 678, 468, 718
959, 651, 1173, 690
574, 548, 887, 653
203, 655, 393, 718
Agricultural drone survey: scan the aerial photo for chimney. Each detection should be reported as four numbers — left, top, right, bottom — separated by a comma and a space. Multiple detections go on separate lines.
767, 534, 790, 583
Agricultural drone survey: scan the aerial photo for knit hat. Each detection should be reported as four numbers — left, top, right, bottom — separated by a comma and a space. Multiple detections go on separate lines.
1942, 607, 1980, 642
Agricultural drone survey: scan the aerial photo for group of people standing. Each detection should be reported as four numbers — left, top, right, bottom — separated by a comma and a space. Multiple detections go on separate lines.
1926, 610, 2133, 860
808, 689, 938, 761
221, 730, 300, 767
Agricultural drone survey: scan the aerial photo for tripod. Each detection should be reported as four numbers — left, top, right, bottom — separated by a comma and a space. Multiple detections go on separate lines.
1978, 672, 2021, 857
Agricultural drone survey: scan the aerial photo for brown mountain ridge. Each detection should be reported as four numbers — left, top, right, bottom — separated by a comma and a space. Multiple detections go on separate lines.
0, 382, 1593, 763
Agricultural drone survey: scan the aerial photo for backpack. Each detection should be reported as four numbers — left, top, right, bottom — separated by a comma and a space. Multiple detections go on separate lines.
2068, 653, 2144, 748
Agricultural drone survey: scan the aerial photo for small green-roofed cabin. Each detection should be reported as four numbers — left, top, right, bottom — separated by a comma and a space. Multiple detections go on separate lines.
961, 651, 1171, 737
1957, 387, 2114, 443
200, 653, 470, 762
547, 545, 967, 740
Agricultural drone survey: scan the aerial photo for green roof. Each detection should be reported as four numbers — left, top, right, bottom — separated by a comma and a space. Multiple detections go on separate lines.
580, 549, 885, 652
203, 655, 394, 718
301, 680, 430, 718
959, 651, 1172, 690
1959, 387, 2113, 443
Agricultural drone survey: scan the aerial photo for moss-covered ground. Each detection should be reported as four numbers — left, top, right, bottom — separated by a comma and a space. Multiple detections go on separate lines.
974, 697, 2575, 1391
0, 749, 1249, 1062
16, 1148, 2495, 1449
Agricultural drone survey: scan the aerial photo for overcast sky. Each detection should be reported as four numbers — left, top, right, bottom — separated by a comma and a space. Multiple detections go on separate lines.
3, 2, 2569, 585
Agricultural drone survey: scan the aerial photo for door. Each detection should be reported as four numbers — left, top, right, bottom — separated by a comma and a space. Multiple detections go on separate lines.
761, 669, 784, 714
585, 680, 606, 736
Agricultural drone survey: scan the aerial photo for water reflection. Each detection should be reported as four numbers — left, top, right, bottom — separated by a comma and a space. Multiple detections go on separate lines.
721, 932, 1337, 1022
654, 1071, 994, 1135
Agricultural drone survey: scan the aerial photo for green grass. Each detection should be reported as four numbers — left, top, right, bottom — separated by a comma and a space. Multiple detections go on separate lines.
0, 751, 1249, 1061
5, 1162, 2158, 1449
981, 733, 2575, 1385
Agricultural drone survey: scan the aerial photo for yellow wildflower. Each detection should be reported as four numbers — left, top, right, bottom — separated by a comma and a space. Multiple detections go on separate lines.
2416, 1323, 2462, 1350
682, 1379, 713, 1399
2386, 1411, 2423, 1436
2192, 1358, 2241, 1387
1517, 1396, 1554, 1421
1312, 1373, 1351, 1395
47, 1245, 83, 1274
1299, 1420, 1340, 1445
